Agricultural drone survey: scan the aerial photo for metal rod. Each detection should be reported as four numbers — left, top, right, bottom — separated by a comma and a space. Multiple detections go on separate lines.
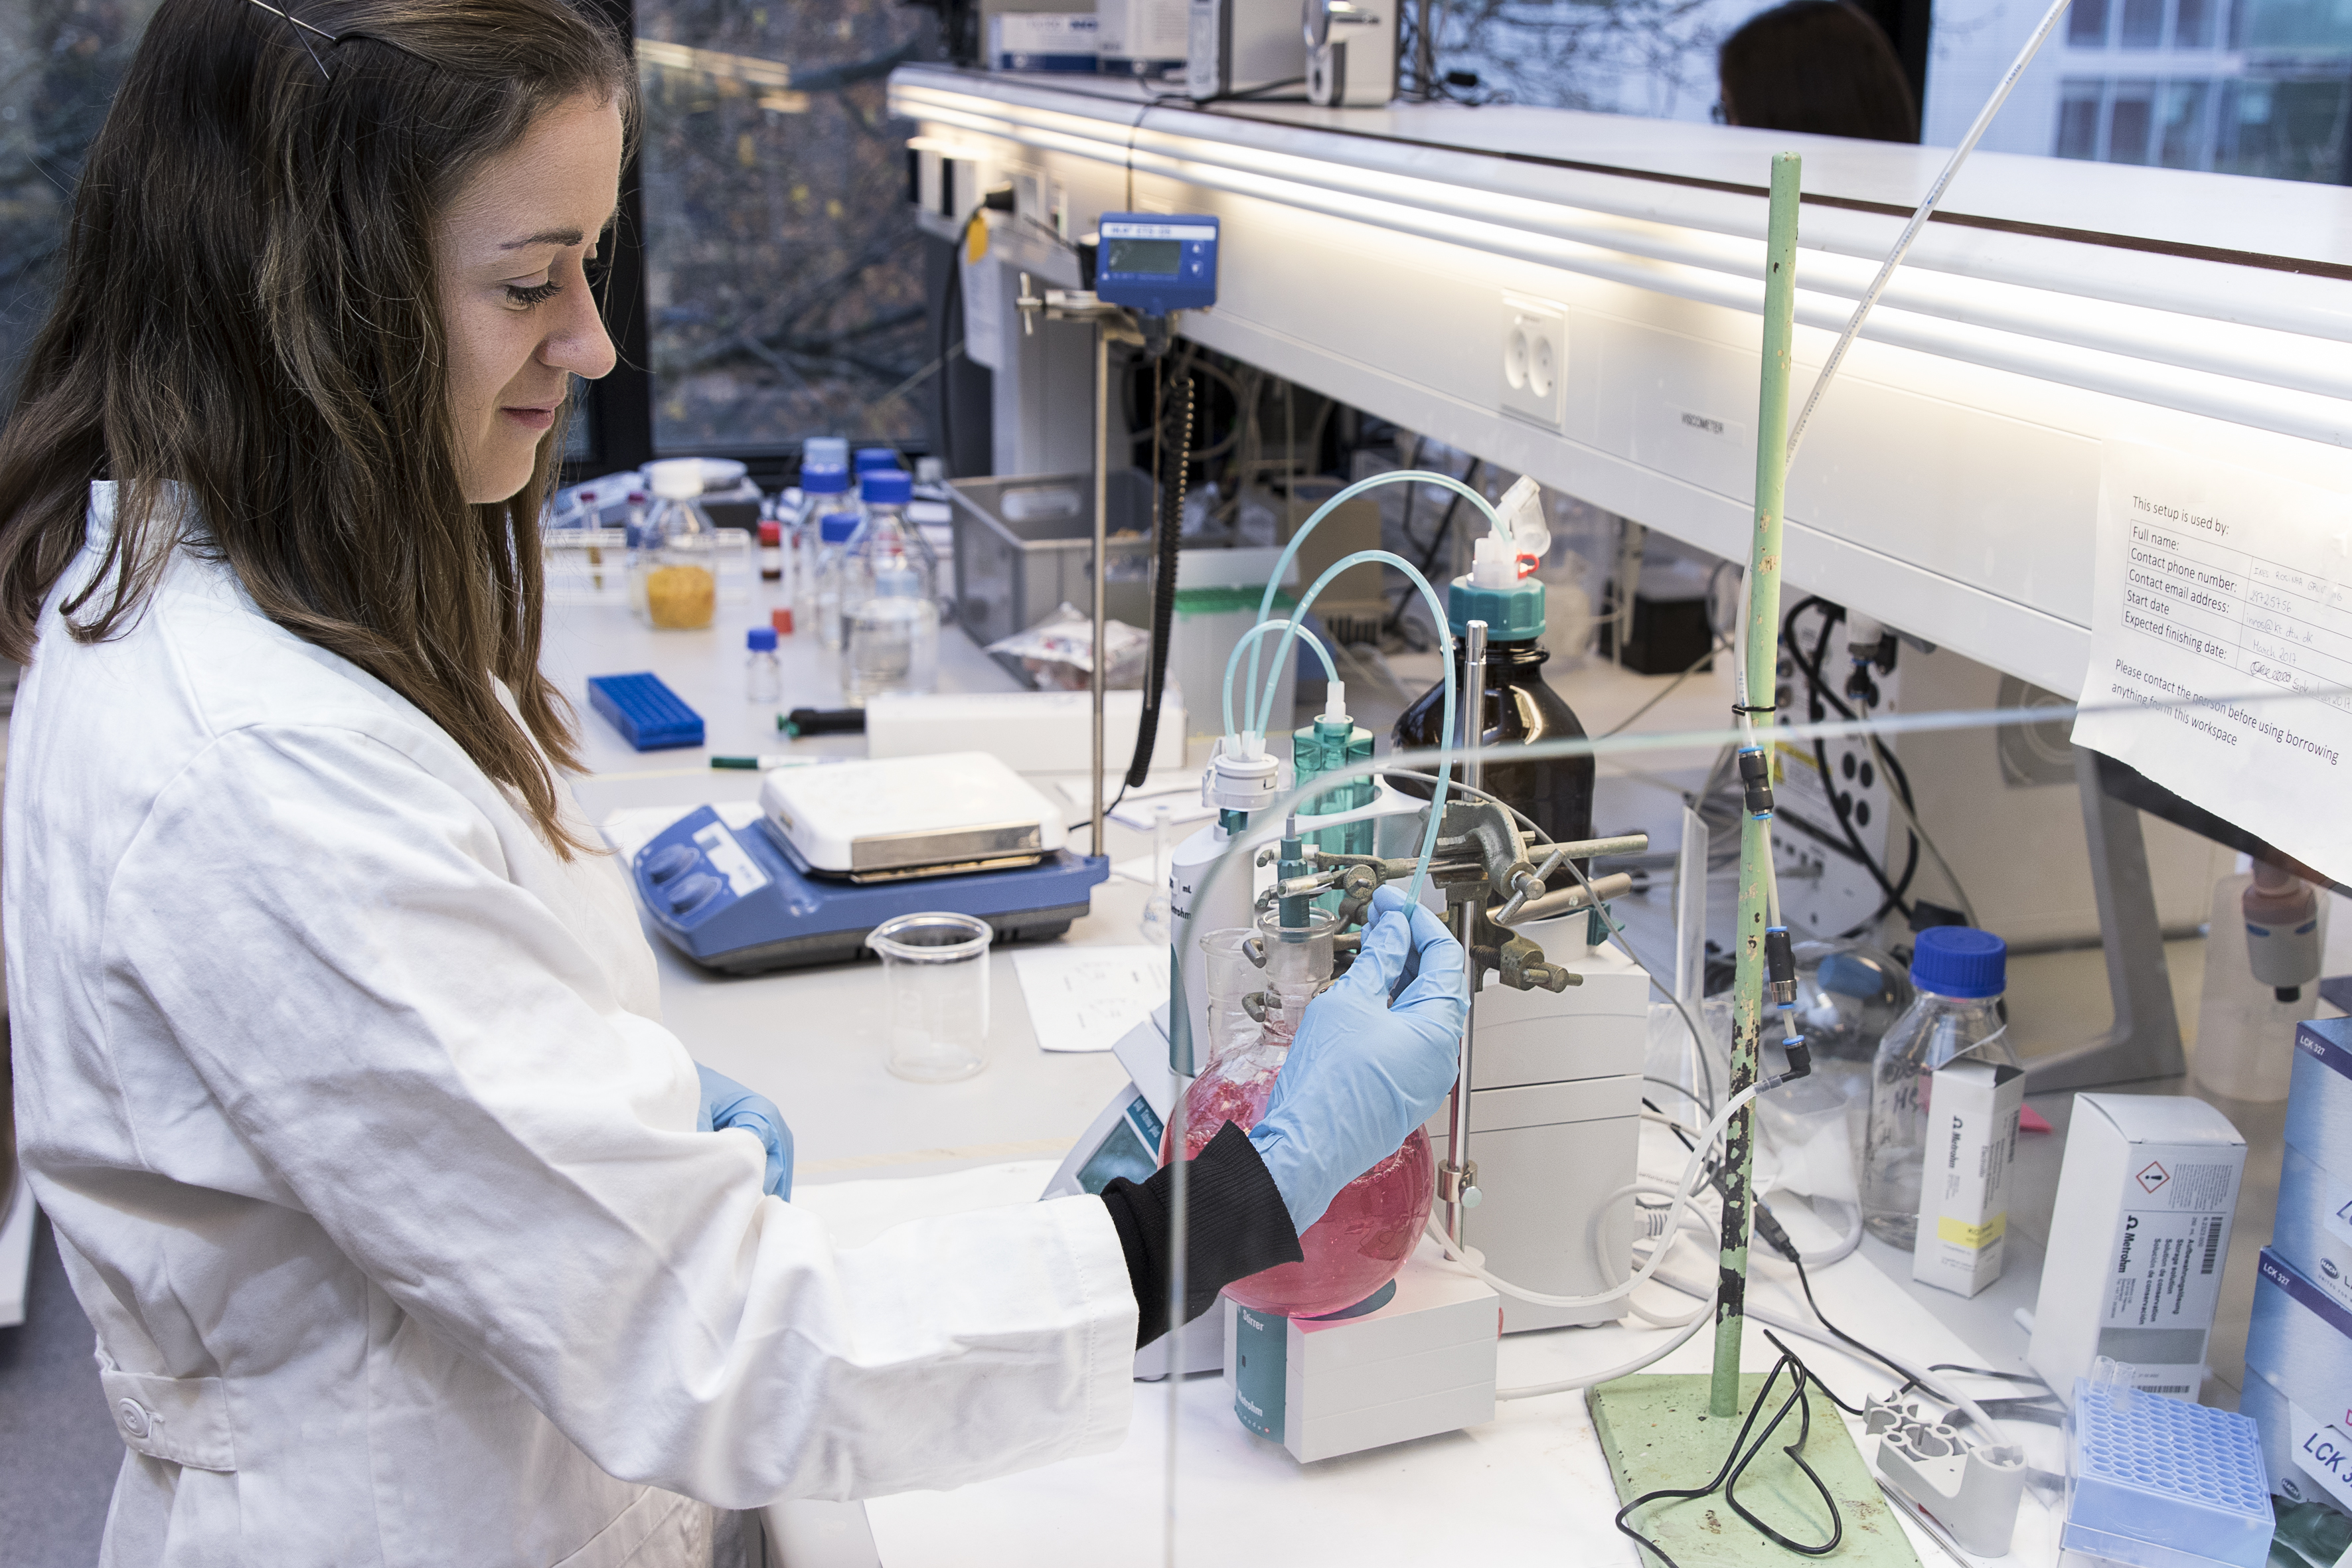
1711, 152, 1801, 1420
1091, 321, 1110, 859
1442, 619, 1486, 1245
1782, 0, 2073, 465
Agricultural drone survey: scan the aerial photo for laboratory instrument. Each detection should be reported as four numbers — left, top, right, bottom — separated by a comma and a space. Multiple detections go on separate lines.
2062, 1373, 2275, 1568
1186, 0, 1303, 100
1866, 1395, 2026, 1557
1392, 522, 1595, 850
1092, 214, 1219, 317
1861, 926, 2015, 1249
744, 627, 781, 704
629, 458, 718, 631
1302, 0, 1398, 106
1164, 903, 1437, 1318
586, 671, 705, 752
1095, 0, 1187, 76
629, 754, 1109, 973
2195, 864, 2327, 1101
2027, 1093, 2246, 1402
866, 911, 993, 1082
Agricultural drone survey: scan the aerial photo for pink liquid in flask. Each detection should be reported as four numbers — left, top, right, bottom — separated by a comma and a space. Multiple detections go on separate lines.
1164, 1026, 1435, 1319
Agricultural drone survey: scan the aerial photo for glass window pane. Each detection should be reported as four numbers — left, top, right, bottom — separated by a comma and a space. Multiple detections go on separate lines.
633, 1, 937, 455
2069, 0, 2113, 46
2217, 73, 2352, 180
2175, 0, 2217, 46
2158, 80, 2211, 165
0, 0, 165, 392
2108, 81, 2157, 161
2057, 80, 2106, 157
2120, 0, 2166, 46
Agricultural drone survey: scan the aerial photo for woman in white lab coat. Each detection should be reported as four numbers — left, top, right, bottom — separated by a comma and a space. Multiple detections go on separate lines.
0, 2, 1467, 1564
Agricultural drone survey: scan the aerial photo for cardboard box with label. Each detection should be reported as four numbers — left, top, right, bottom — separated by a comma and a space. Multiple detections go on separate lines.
2027, 1093, 2246, 1403
2244, 1247, 2352, 1510
1912, 1059, 2025, 1297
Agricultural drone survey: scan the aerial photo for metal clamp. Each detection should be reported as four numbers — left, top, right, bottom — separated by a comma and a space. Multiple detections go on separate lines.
1437, 1160, 1482, 1209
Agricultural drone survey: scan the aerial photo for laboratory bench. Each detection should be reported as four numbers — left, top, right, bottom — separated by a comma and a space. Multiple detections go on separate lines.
548, 588, 2302, 1567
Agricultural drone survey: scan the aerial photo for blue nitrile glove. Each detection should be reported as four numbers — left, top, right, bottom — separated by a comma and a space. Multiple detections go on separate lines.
1247, 886, 1467, 1233
696, 1063, 794, 1200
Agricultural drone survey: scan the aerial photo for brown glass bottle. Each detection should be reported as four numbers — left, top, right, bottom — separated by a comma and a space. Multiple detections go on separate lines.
1391, 635, 1595, 858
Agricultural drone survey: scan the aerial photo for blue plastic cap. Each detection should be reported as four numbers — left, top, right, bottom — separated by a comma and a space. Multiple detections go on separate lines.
802, 461, 850, 495
854, 447, 903, 472
860, 470, 913, 505
820, 510, 860, 543
747, 626, 777, 651
1911, 926, 2006, 998
1447, 574, 1546, 639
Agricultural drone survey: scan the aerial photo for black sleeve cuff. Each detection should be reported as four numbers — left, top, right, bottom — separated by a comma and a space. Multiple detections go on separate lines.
1097, 1120, 1304, 1348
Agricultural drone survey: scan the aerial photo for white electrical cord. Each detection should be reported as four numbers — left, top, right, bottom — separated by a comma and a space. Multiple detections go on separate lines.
1496, 1312, 1711, 1401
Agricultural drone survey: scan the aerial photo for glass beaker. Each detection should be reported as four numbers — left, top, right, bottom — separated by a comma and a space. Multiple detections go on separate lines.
866, 911, 993, 1083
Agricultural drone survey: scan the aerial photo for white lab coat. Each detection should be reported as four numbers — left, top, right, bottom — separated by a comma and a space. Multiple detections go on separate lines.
6, 484, 1137, 1567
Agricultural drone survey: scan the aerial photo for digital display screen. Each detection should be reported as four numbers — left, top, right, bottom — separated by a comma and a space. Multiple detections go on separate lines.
1105, 238, 1182, 276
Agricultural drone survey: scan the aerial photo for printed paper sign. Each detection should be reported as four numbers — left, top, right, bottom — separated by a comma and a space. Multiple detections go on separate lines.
2072, 441, 2352, 885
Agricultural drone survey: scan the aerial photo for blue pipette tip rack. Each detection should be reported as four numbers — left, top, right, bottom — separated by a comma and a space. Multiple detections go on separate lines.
588, 672, 705, 751
2063, 1379, 2275, 1568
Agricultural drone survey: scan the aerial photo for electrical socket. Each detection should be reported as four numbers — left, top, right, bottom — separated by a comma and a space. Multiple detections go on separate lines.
1500, 295, 1566, 429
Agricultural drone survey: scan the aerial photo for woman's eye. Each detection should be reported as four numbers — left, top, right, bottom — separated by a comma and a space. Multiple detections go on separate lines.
504, 278, 562, 309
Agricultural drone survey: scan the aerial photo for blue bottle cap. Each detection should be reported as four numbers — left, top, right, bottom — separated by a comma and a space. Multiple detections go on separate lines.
860, 470, 913, 505
747, 626, 778, 651
1446, 574, 1546, 639
819, 511, 860, 544
1910, 926, 2006, 998
854, 446, 903, 473
801, 461, 850, 495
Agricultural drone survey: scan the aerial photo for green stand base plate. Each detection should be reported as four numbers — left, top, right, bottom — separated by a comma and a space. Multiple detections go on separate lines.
1587, 1373, 1922, 1568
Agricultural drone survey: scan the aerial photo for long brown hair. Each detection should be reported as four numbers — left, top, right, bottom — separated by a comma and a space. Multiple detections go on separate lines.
1719, 0, 1920, 145
0, 0, 637, 854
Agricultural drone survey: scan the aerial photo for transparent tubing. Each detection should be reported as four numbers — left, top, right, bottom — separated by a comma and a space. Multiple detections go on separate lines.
1219, 619, 1340, 742
1244, 548, 1460, 907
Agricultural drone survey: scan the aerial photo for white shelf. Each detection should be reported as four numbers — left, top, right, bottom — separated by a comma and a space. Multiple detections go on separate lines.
893, 66, 2352, 698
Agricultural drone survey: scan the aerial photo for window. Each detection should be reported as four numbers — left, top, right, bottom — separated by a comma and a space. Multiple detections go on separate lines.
2176, 0, 2218, 49
2070, 0, 2113, 46
631, 0, 939, 460
0, 0, 166, 396
2120, 0, 2166, 47
2157, 78, 2212, 163
2057, 79, 2106, 155
2108, 78, 2158, 159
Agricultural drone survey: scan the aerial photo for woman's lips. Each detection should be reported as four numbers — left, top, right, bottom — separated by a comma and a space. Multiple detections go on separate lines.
501, 405, 556, 431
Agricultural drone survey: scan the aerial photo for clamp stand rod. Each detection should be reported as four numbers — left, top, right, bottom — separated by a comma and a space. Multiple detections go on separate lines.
1441, 619, 1488, 1245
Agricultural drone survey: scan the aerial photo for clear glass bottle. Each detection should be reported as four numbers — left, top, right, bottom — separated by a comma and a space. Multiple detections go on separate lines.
795, 438, 852, 619
1162, 907, 1436, 1318
629, 460, 716, 631
757, 518, 783, 583
840, 471, 939, 702
745, 625, 782, 703
1861, 927, 2018, 1248
812, 511, 860, 655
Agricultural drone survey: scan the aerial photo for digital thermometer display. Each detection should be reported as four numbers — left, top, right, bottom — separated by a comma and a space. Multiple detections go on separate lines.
1095, 214, 1218, 315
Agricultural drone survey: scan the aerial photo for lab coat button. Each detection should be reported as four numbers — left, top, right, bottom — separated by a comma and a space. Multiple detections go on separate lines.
118, 1399, 150, 1438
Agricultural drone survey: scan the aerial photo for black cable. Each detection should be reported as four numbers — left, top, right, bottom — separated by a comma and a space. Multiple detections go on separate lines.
1928, 1362, 2049, 1384
1615, 1341, 1843, 1568
1783, 596, 1919, 932
1125, 368, 1192, 788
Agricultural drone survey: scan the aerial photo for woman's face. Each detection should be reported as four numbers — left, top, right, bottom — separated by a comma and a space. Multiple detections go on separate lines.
437, 93, 624, 505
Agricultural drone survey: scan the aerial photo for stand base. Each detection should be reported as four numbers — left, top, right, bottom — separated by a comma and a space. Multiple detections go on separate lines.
1587, 1373, 1921, 1568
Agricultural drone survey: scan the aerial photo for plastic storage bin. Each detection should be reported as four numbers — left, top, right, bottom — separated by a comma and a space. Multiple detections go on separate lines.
943, 469, 1156, 645
587, 672, 705, 751
2063, 1377, 2276, 1568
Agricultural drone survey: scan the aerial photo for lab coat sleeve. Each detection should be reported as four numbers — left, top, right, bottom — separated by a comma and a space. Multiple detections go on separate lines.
104, 724, 1137, 1505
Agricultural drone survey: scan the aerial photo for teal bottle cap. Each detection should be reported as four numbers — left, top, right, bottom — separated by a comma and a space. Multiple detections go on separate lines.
1447, 574, 1545, 639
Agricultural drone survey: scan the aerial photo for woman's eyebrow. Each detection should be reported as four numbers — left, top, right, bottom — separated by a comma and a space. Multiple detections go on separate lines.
501, 226, 586, 250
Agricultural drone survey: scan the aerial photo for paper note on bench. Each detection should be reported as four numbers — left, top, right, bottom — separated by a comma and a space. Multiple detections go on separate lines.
1012, 944, 1171, 1054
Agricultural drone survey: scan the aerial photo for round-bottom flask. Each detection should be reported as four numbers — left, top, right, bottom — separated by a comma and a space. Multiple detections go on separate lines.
1163, 909, 1435, 1318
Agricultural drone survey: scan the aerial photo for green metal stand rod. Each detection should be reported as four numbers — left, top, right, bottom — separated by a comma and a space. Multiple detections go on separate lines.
1709, 149, 1802, 1420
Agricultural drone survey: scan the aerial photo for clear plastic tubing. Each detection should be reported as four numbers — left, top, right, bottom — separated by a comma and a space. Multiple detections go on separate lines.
1219, 619, 1339, 742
